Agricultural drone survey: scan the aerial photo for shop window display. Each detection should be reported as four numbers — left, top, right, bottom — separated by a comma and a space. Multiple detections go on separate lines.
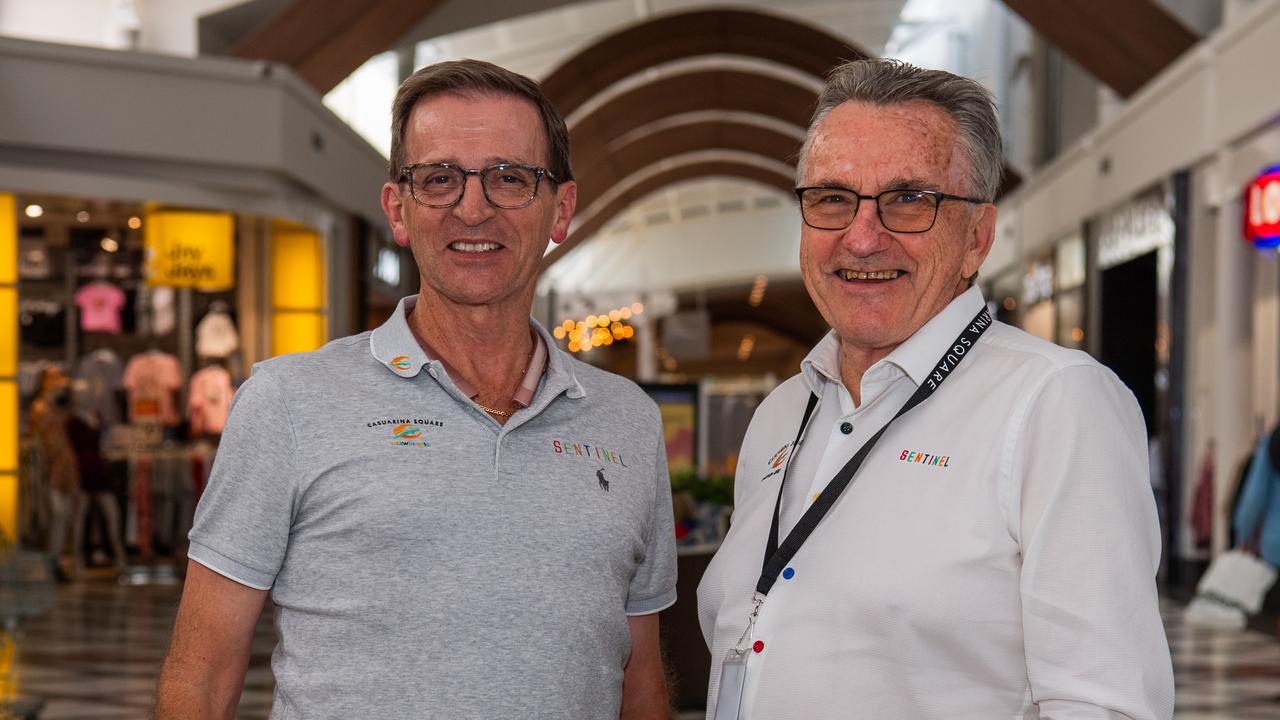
14, 196, 242, 581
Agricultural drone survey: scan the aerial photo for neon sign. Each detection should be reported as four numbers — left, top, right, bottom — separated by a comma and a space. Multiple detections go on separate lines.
1246, 166, 1280, 249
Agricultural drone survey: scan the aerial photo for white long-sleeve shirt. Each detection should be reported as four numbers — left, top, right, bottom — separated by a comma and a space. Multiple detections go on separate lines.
697, 286, 1174, 719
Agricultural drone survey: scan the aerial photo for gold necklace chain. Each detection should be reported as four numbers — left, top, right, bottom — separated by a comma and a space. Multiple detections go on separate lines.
475, 402, 513, 418
473, 342, 535, 419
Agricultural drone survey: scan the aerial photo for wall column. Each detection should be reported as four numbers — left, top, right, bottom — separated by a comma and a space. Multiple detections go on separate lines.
1211, 167, 1253, 556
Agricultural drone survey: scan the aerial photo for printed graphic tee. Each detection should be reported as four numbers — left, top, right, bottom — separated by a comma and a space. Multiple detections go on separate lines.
75, 282, 127, 334
123, 351, 183, 426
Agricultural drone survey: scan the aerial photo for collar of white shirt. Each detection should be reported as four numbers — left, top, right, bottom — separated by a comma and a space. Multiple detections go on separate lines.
799, 286, 988, 407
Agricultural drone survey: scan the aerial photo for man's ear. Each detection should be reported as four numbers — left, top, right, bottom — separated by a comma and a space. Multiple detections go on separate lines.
381, 182, 411, 247
550, 181, 577, 244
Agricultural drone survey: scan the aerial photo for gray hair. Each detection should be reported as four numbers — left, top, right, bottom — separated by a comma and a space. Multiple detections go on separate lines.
797, 59, 1003, 201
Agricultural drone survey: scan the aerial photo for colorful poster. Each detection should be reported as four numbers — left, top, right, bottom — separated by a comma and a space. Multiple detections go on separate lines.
642, 384, 698, 476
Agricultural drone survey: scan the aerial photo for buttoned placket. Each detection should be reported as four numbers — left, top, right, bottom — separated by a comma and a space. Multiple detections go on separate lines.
740, 360, 918, 716
425, 357, 583, 474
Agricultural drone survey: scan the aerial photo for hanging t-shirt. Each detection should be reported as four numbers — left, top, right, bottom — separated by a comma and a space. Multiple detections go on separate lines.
75, 349, 125, 426
122, 351, 183, 426
18, 238, 52, 279
75, 282, 127, 334
196, 310, 239, 358
19, 300, 65, 348
188, 365, 234, 435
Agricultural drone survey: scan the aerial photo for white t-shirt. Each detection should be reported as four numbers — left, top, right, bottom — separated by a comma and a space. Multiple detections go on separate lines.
697, 287, 1174, 719
195, 310, 239, 358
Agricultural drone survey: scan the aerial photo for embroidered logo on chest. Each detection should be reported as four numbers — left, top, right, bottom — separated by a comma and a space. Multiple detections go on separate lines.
366, 417, 445, 448
760, 443, 793, 482
551, 440, 629, 467
898, 449, 951, 468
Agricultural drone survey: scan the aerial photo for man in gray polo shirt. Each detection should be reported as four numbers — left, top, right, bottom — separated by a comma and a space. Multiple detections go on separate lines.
155, 60, 677, 719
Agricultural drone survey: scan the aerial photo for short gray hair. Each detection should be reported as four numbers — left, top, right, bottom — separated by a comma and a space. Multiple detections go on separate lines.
797, 59, 1003, 201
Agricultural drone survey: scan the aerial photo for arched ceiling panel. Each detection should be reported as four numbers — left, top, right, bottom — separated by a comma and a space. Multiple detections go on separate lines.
569, 69, 815, 182
228, 0, 446, 92
541, 8, 867, 117
544, 160, 793, 272
575, 119, 802, 211
1000, 0, 1198, 98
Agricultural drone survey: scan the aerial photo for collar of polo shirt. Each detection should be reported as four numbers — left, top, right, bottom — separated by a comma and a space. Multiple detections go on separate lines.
369, 295, 585, 404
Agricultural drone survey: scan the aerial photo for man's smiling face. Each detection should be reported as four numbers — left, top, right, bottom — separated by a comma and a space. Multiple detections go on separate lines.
798, 100, 994, 357
383, 91, 575, 310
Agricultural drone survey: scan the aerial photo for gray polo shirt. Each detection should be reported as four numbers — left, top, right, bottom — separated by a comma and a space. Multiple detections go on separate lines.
188, 296, 677, 719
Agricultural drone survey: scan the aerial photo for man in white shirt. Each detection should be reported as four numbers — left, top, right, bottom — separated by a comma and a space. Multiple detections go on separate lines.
697, 59, 1174, 719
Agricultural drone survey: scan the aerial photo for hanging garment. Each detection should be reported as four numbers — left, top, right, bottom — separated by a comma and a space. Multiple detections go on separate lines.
1191, 444, 1215, 549
188, 365, 234, 435
195, 310, 239, 358
74, 281, 127, 334
122, 351, 183, 426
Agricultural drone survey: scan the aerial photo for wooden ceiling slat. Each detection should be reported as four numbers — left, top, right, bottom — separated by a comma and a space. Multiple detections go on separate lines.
569, 69, 815, 183
542, 161, 793, 271
1000, 0, 1198, 98
230, 0, 445, 93
576, 120, 801, 210
542, 9, 867, 116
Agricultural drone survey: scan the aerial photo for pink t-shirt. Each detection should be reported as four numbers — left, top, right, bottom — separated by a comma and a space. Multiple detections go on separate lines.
188, 365, 234, 435
123, 352, 183, 426
75, 282, 126, 334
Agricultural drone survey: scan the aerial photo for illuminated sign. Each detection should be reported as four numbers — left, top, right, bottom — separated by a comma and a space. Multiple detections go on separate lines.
1246, 166, 1280, 248
374, 247, 401, 287
144, 210, 235, 289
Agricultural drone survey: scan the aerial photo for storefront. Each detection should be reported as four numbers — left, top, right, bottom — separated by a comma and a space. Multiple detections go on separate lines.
0, 36, 386, 572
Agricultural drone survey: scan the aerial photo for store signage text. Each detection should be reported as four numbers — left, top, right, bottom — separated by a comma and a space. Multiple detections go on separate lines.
144, 210, 235, 290
1246, 166, 1280, 249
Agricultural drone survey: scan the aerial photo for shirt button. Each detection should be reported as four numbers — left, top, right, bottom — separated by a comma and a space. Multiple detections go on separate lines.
752, 640, 765, 653
782, 567, 795, 580
840, 421, 853, 435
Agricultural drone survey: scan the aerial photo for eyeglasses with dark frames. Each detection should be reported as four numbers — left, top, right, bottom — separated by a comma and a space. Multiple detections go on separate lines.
794, 186, 987, 233
399, 162, 561, 210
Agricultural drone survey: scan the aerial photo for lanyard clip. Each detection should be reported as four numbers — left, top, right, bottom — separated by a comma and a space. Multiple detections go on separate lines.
733, 593, 765, 654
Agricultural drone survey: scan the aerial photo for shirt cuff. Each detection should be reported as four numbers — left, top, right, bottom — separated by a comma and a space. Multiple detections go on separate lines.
626, 587, 677, 616
187, 540, 276, 591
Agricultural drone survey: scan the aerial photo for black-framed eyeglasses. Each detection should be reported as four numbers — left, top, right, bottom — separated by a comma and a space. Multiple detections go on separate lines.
794, 186, 987, 233
399, 162, 561, 210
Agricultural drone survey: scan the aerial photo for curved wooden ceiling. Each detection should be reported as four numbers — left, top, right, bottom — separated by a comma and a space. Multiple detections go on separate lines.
574, 119, 801, 210
541, 8, 866, 117
544, 159, 794, 271
543, 7, 862, 271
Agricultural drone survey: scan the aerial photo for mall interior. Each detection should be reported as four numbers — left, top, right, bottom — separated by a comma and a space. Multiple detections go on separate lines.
3, 0, 1280, 717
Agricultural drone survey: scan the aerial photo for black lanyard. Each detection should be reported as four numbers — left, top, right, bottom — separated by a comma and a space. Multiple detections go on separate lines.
758, 307, 992, 597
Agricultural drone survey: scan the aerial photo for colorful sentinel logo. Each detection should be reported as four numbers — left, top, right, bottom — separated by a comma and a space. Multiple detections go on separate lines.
898, 449, 950, 468
769, 444, 791, 469
389, 355, 412, 371
392, 424, 429, 447
760, 443, 792, 482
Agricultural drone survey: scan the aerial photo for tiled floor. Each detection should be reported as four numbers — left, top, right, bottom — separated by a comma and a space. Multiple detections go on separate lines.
5, 578, 1280, 719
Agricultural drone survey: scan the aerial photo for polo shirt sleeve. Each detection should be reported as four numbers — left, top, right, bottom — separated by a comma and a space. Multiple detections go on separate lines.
625, 418, 678, 615
187, 369, 299, 590
1012, 364, 1174, 719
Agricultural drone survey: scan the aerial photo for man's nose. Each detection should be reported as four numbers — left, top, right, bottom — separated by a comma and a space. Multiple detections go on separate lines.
839, 198, 891, 254
452, 174, 496, 225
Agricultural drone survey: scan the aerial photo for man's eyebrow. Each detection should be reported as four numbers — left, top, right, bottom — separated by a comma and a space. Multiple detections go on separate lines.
883, 177, 935, 192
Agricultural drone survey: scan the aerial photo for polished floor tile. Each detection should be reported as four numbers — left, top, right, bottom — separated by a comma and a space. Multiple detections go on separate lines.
4, 581, 1279, 718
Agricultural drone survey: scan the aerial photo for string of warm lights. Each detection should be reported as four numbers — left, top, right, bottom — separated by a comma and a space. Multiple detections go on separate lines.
551, 302, 644, 354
